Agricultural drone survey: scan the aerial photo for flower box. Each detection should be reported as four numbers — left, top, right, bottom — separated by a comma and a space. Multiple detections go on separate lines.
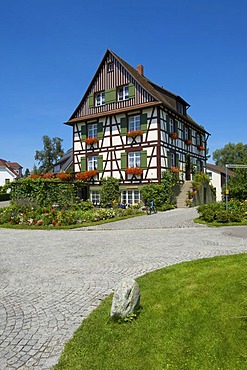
170, 166, 180, 174
125, 167, 143, 175
84, 137, 99, 145
127, 130, 143, 138
55, 173, 71, 181
197, 145, 205, 151
185, 139, 192, 145
76, 170, 99, 181
169, 132, 178, 139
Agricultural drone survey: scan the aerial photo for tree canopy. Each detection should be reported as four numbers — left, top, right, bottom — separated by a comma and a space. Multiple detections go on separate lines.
212, 142, 247, 167
35, 135, 64, 173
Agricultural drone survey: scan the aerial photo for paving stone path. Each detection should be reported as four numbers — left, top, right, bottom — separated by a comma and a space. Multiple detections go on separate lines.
1, 208, 247, 369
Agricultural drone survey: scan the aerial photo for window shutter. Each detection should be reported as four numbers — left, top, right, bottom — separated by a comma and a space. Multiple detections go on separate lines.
120, 117, 128, 136
97, 122, 103, 139
140, 114, 147, 132
167, 152, 171, 168
188, 129, 192, 140
88, 94, 94, 108
176, 153, 179, 167
140, 150, 147, 169
97, 155, 103, 172
129, 83, 135, 99
81, 124, 87, 140
105, 88, 116, 104
81, 157, 86, 172
166, 115, 170, 133
121, 152, 127, 169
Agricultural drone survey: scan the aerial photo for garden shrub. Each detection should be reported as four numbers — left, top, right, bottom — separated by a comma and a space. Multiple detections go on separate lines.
215, 210, 230, 223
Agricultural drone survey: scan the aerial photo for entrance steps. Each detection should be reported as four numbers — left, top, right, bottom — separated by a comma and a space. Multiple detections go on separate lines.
176, 181, 192, 208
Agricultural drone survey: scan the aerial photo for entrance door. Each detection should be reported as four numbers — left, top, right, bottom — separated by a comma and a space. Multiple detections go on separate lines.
185, 156, 191, 181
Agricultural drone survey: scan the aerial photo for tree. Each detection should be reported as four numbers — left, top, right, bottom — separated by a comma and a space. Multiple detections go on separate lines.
35, 135, 64, 173
100, 177, 120, 207
212, 142, 247, 167
228, 169, 247, 201
24, 168, 30, 177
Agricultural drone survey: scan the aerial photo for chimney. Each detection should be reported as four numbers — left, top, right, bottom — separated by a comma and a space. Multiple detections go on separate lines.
137, 64, 144, 75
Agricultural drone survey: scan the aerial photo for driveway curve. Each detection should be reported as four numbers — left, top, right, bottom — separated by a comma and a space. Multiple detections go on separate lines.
1, 208, 247, 369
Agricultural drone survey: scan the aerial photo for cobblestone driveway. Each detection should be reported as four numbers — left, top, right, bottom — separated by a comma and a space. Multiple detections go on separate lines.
1, 208, 247, 369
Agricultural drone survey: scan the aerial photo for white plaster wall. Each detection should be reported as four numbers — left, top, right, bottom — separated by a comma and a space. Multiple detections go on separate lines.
0, 168, 16, 187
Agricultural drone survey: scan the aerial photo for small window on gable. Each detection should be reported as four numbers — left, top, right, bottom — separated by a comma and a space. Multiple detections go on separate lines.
95, 92, 105, 107
128, 115, 140, 132
108, 63, 114, 72
118, 85, 129, 101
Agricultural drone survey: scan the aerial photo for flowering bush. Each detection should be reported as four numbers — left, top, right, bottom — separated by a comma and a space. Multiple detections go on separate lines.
125, 167, 143, 175
55, 173, 71, 181
197, 145, 205, 151
42, 173, 54, 179
84, 137, 99, 145
29, 174, 41, 179
76, 170, 99, 181
127, 130, 143, 138
169, 132, 178, 139
170, 166, 180, 174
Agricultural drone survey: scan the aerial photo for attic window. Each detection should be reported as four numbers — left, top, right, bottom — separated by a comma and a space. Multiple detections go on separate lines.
118, 85, 129, 101
177, 101, 185, 115
95, 92, 105, 106
108, 63, 114, 72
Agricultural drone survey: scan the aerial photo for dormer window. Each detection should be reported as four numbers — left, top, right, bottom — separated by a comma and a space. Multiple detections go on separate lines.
95, 92, 105, 106
177, 101, 185, 115
118, 85, 129, 101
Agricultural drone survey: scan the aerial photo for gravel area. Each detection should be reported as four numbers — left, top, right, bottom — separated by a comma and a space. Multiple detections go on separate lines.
1, 208, 247, 369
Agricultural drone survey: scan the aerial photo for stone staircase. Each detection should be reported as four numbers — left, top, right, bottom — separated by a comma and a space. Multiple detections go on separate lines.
176, 181, 192, 208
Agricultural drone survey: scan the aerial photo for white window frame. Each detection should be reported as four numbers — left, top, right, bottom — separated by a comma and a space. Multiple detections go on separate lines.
88, 156, 98, 170
169, 118, 175, 133
121, 190, 140, 205
107, 63, 114, 72
90, 190, 100, 205
128, 152, 141, 168
128, 115, 141, 132
171, 152, 176, 167
118, 85, 129, 101
184, 127, 189, 140
95, 92, 105, 107
88, 123, 98, 138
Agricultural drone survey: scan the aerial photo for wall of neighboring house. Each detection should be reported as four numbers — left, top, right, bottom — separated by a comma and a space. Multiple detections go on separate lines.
207, 170, 222, 201
0, 167, 16, 187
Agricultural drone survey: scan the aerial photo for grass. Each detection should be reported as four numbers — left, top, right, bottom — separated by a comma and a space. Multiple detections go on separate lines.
194, 217, 247, 227
53, 254, 247, 370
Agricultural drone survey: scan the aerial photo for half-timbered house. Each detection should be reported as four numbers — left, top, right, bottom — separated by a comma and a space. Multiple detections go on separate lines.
65, 49, 210, 205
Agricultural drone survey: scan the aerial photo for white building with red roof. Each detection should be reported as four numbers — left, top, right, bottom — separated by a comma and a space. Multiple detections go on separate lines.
0, 159, 23, 187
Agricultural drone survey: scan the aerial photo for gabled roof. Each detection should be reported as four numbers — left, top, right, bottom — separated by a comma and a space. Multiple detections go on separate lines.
0, 159, 22, 176
67, 49, 208, 133
206, 163, 236, 177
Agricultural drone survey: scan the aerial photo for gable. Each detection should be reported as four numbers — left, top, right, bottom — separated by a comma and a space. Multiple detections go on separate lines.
68, 50, 158, 121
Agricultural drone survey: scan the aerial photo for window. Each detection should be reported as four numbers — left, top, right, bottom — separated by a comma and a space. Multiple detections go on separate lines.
88, 156, 98, 170
171, 152, 176, 167
128, 115, 141, 132
184, 127, 189, 140
177, 101, 185, 115
90, 190, 100, 205
122, 190, 140, 205
128, 152, 140, 168
207, 171, 212, 180
5, 179, 10, 184
169, 118, 175, 134
196, 134, 202, 146
88, 123, 98, 138
118, 85, 129, 101
95, 92, 105, 106
107, 63, 114, 72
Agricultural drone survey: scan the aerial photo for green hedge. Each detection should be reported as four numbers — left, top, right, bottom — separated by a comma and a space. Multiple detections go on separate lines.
0, 193, 10, 201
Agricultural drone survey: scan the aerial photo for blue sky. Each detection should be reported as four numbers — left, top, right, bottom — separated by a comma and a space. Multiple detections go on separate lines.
1, 0, 246, 171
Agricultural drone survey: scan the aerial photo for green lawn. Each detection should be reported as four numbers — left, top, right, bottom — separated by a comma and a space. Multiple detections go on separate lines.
54, 254, 247, 370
